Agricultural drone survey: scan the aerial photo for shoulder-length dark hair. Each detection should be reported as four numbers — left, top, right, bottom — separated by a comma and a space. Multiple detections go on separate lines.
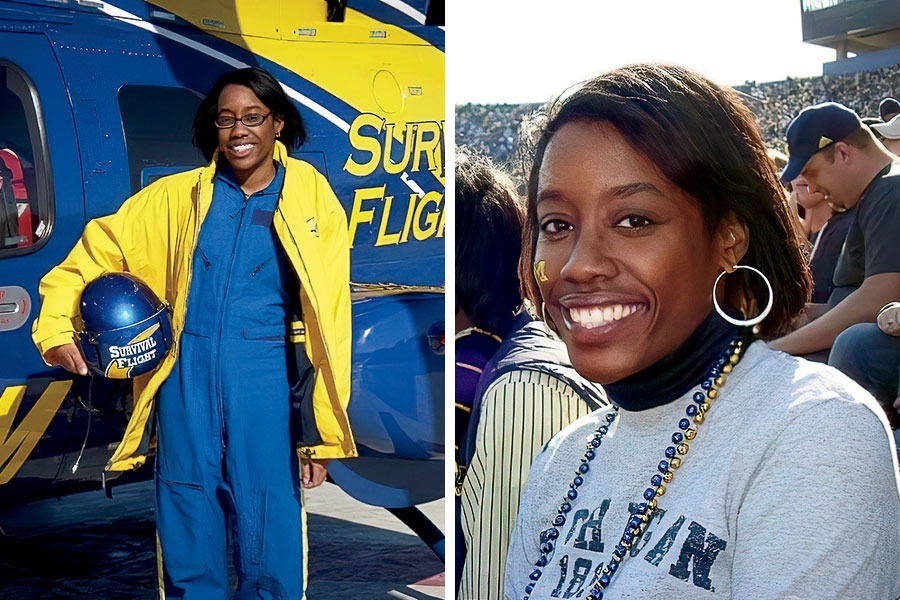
192, 67, 306, 161
456, 146, 524, 336
520, 64, 810, 337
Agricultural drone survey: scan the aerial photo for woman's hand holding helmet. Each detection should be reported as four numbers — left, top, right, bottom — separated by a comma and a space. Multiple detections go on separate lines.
44, 342, 88, 376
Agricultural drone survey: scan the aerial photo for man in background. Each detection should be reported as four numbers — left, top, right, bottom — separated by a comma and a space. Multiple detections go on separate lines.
771, 102, 900, 426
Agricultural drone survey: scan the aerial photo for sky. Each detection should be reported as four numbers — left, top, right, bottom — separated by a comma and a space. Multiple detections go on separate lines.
448, 0, 837, 104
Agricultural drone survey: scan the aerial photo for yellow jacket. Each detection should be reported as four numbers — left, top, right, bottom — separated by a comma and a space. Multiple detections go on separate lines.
32, 142, 356, 470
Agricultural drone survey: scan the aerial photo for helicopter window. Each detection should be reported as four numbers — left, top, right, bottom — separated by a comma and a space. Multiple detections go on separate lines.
118, 85, 206, 193
425, 0, 444, 26
326, 0, 346, 22
0, 64, 50, 255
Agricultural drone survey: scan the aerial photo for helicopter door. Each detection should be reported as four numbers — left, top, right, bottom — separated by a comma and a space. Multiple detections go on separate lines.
0, 30, 86, 487
0, 29, 85, 372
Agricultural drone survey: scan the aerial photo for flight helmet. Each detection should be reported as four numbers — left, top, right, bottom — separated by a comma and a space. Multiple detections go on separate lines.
78, 273, 172, 378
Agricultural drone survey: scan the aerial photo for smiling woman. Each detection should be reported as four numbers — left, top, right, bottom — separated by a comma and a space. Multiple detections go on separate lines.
33, 67, 353, 599
192, 68, 306, 195
533, 120, 733, 384
502, 64, 900, 600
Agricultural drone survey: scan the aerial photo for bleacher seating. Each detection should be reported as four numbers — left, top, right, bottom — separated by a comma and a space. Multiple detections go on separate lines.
456, 63, 900, 178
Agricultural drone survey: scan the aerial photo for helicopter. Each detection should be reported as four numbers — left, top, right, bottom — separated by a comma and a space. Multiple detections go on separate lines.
0, 0, 445, 559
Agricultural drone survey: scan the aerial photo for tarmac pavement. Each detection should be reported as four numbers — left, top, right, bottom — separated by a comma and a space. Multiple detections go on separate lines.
0, 480, 445, 599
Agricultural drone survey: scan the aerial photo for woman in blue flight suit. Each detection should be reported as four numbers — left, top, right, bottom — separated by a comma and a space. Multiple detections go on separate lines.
34, 68, 355, 599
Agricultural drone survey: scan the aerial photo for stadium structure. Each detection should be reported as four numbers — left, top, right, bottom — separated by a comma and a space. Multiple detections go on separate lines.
802, 0, 900, 74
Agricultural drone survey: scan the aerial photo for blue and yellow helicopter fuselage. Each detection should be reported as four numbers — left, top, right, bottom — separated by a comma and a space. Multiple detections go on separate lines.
0, 0, 444, 511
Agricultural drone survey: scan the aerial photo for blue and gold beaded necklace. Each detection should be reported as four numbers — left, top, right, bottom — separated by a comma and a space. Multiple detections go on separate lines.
522, 335, 746, 600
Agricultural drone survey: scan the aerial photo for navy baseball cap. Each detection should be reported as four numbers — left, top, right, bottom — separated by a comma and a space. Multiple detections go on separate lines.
781, 102, 862, 183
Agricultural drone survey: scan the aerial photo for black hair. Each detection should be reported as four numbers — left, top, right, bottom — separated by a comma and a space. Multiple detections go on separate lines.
520, 64, 810, 337
192, 67, 306, 161
456, 146, 524, 336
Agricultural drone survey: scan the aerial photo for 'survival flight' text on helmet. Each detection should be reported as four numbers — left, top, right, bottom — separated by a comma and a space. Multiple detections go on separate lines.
78, 273, 172, 379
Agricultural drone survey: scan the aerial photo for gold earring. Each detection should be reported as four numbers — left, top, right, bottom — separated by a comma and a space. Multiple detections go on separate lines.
533, 260, 549, 283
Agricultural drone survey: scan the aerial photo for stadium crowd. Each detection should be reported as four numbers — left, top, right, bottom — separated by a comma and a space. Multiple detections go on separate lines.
740, 64, 900, 153
455, 103, 540, 171
456, 63, 900, 170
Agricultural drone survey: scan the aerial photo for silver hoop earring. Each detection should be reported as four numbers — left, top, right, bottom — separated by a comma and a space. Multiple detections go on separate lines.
712, 265, 774, 328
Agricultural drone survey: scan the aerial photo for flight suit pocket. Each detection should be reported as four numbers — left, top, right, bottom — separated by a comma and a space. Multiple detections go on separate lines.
241, 323, 287, 341
195, 245, 212, 270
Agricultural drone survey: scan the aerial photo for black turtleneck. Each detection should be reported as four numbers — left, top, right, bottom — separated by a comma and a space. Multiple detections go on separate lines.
604, 311, 743, 411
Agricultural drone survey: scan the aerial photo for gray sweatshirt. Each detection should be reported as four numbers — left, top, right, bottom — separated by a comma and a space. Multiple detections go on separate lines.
505, 342, 900, 600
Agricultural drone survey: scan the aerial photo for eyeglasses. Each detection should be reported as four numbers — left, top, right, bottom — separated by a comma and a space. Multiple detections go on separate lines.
214, 112, 273, 129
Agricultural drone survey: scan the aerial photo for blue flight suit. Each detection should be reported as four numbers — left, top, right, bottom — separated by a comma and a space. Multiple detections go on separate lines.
155, 162, 305, 599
